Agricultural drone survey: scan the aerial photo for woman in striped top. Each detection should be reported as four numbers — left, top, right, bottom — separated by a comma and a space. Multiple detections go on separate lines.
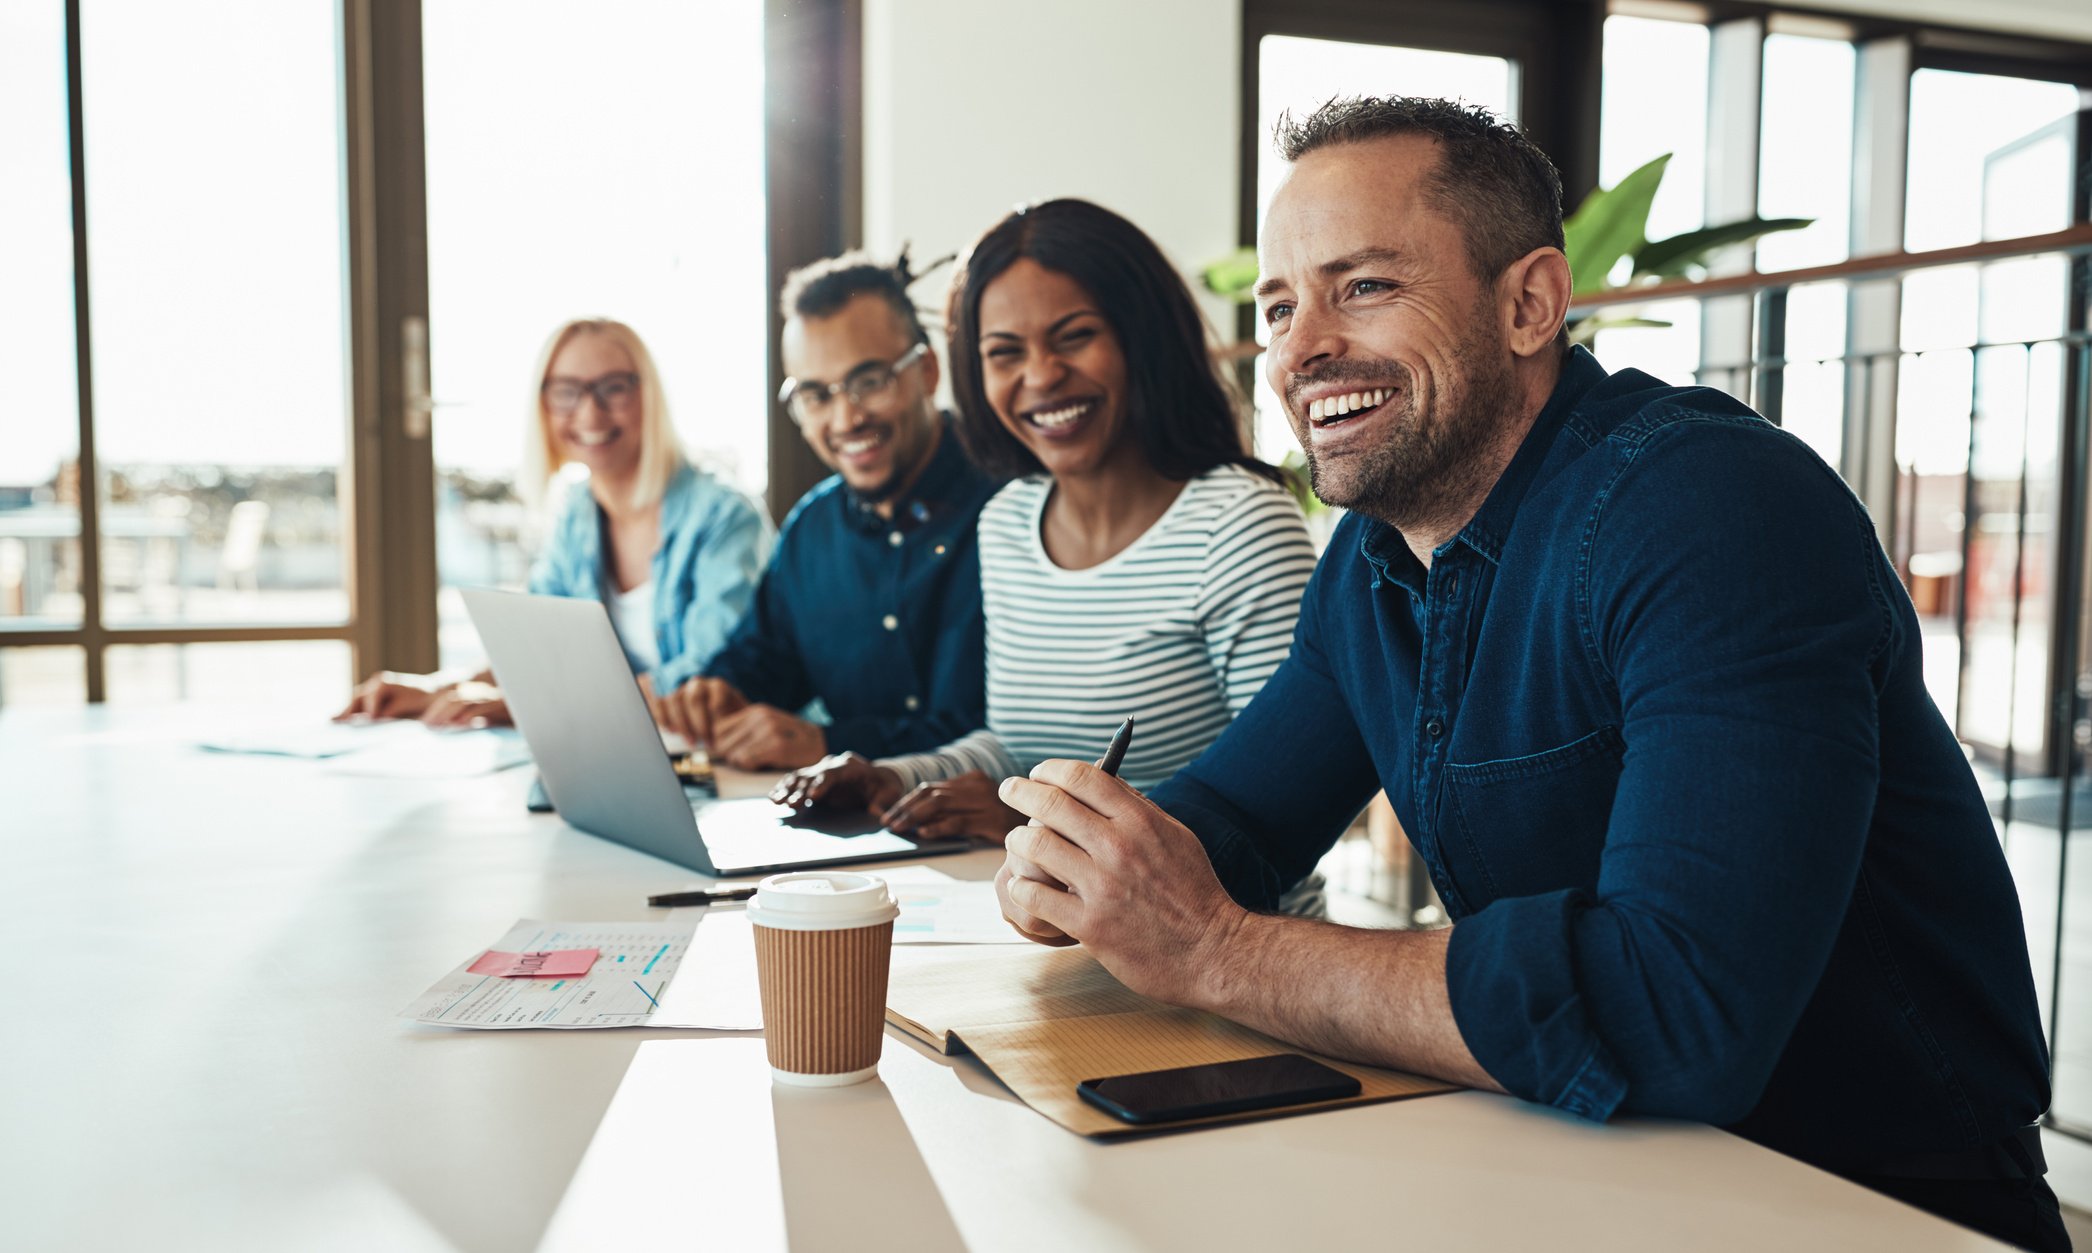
774, 200, 1319, 883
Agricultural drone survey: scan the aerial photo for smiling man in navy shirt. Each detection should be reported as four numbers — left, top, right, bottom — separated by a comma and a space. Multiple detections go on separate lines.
655, 251, 1000, 769
992, 98, 2060, 1249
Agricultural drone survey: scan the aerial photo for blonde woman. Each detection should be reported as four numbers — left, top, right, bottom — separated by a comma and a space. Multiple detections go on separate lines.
337, 318, 770, 727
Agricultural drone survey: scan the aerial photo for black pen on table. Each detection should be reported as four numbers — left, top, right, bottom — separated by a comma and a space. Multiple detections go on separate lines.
647, 885, 757, 908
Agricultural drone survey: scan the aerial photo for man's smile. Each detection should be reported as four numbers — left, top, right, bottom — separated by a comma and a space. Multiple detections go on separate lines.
831, 425, 893, 467
1305, 386, 1398, 428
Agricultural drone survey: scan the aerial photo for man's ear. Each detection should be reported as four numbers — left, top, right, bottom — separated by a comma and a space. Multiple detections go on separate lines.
1500, 246, 1572, 358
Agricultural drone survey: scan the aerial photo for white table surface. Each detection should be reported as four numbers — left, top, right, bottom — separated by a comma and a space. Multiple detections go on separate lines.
1, 703, 2010, 1252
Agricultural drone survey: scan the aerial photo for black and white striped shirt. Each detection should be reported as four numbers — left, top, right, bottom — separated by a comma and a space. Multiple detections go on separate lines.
880, 464, 1317, 791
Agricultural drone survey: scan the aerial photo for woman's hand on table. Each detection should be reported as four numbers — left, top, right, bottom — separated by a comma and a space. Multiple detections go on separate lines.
335, 671, 440, 722
878, 771, 1023, 843
421, 680, 512, 729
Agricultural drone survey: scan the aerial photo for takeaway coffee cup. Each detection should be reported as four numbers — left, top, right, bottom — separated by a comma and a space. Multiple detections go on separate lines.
747, 871, 900, 1086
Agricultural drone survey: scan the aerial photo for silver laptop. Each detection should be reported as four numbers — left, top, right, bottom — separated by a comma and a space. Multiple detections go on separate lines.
462, 588, 967, 877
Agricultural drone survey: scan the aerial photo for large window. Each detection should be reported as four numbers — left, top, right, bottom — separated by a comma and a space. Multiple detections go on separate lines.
0, 1, 81, 653
1755, 31, 1856, 464
1895, 70, 2080, 758
83, 0, 351, 636
1, 0, 357, 706
1591, 14, 1709, 386
422, 0, 767, 671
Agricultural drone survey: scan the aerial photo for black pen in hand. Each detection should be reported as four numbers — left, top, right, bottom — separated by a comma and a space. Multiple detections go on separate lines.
1012, 716, 1138, 911
1096, 715, 1134, 777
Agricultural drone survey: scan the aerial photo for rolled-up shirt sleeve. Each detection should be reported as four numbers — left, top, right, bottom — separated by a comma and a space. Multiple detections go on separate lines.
1445, 418, 1892, 1124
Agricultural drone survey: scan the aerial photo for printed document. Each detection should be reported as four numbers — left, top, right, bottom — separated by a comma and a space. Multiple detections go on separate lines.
402, 918, 758, 1030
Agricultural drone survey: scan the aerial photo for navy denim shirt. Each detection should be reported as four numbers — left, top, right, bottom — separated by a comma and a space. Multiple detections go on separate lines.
1152, 347, 2049, 1169
704, 418, 1000, 758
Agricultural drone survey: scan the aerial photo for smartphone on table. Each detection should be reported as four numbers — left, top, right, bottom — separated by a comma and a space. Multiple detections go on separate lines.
1076, 1053, 1362, 1125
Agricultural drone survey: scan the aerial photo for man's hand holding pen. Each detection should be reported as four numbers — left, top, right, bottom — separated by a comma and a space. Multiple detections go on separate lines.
995, 759, 1249, 1005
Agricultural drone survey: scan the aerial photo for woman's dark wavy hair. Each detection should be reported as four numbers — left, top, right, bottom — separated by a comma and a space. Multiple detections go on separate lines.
944, 198, 1282, 486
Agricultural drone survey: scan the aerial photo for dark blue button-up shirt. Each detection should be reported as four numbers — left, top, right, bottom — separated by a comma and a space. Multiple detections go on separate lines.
704, 418, 1000, 758
1152, 347, 2049, 1168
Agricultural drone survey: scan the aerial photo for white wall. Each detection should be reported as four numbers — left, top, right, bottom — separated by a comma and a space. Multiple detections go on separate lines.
862, 0, 1244, 341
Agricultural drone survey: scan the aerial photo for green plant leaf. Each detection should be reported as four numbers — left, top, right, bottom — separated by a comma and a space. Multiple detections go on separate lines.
1563, 153, 1669, 296
1632, 217, 1815, 280
1201, 247, 1262, 303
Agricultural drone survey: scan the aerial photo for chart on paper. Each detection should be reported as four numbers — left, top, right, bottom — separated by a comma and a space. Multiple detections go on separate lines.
402, 920, 694, 1028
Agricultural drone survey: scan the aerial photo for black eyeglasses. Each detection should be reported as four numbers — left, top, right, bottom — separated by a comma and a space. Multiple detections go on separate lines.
778, 343, 927, 424
543, 371, 640, 414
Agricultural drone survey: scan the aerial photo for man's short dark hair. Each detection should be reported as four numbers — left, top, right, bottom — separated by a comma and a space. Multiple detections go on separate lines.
779, 247, 936, 345
1274, 96, 1565, 282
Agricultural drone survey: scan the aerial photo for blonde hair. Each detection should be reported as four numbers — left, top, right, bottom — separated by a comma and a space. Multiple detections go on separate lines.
521, 318, 685, 511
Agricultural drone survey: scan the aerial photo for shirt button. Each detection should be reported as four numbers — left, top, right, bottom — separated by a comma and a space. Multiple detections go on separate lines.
904, 695, 920, 711
1426, 717, 1445, 738
933, 544, 946, 556
889, 531, 904, 547
882, 614, 899, 631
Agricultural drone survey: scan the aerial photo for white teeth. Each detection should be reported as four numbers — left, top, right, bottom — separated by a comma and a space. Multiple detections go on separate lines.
836, 431, 886, 456
1031, 402, 1089, 429
1308, 387, 1392, 422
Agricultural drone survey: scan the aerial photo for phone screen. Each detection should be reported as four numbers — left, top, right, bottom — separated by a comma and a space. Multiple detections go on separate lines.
1076, 1053, 1362, 1125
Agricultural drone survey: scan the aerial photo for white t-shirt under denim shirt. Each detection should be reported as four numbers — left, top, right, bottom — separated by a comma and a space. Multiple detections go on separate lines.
610, 579, 659, 674
879, 463, 1327, 914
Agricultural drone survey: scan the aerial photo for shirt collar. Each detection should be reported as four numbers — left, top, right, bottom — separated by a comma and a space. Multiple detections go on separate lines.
1355, 345, 1608, 574
843, 412, 968, 533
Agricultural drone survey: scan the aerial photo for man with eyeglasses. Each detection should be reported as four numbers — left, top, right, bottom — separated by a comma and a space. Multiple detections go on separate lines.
653, 250, 1001, 769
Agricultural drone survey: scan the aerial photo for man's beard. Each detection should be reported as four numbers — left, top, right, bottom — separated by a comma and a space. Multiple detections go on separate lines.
1290, 324, 1521, 534
842, 401, 935, 504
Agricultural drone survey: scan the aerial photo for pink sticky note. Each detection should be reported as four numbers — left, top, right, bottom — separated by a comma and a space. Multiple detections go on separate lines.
468, 948, 600, 978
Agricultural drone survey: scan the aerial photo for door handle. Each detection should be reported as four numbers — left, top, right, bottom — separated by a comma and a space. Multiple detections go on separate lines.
401, 314, 433, 440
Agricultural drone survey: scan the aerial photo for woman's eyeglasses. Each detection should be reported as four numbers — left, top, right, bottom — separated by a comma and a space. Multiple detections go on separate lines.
543, 371, 640, 414
778, 343, 928, 424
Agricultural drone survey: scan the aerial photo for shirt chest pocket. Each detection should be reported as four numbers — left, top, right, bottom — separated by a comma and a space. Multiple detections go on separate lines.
1440, 724, 1625, 907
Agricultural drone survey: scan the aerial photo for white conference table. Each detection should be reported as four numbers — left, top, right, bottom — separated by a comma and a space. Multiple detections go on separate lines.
2, 703, 2012, 1252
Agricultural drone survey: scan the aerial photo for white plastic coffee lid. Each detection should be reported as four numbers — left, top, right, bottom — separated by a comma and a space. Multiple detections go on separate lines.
746, 871, 899, 931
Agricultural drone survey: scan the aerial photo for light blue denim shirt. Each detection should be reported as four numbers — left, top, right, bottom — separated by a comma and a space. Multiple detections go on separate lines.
527, 461, 772, 693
